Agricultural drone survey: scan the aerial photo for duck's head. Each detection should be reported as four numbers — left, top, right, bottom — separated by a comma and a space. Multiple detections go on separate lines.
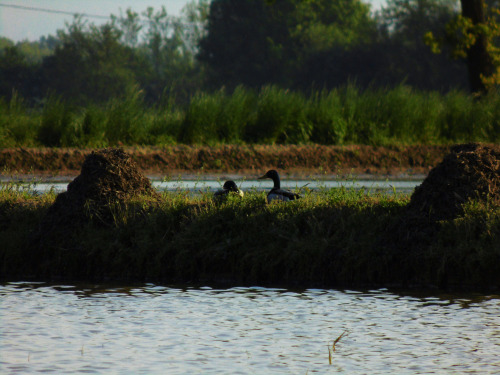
258, 169, 281, 188
223, 180, 239, 192
258, 169, 280, 181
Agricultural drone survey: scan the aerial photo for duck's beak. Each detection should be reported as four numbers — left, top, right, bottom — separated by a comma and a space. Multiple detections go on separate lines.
257, 174, 267, 180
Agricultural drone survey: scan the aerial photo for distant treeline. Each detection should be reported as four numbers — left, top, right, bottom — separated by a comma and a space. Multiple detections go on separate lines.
0, 0, 470, 107
1, 84, 499, 147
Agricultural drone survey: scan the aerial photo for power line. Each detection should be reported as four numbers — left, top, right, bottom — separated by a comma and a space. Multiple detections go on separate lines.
0, 2, 203, 26
0, 2, 110, 19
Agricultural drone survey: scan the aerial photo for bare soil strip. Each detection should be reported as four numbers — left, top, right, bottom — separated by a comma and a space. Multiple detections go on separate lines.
0, 145, 454, 178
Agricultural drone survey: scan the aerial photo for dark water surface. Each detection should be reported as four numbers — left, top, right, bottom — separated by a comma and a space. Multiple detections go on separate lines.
1, 283, 499, 374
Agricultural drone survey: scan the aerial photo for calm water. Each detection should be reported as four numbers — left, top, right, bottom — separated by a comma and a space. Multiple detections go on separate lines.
1, 283, 499, 374
3, 178, 422, 195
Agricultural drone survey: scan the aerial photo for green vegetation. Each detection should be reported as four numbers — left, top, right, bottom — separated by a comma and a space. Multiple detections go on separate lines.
1, 85, 499, 148
425, 0, 500, 94
2, 1, 497, 149
0, 0, 470, 107
1, 185, 499, 289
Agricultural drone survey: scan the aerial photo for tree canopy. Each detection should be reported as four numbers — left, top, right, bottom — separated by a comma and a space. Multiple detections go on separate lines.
198, 0, 378, 89
0, 0, 480, 105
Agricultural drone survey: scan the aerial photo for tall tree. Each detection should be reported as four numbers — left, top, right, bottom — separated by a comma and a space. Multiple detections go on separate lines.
0, 45, 38, 99
40, 16, 138, 103
378, 0, 467, 91
198, 0, 293, 89
296, 0, 466, 91
460, 0, 495, 93
198, 0, 376, 90
132, 4, 207, 103
425, 0, 500, 93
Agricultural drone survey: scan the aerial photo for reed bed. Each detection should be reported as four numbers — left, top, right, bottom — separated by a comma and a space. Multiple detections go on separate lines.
1, 85, 499, 148
1, 185, 498, 290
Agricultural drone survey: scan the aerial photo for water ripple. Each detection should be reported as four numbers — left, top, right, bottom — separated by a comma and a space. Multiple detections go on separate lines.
1, 283, 499, 374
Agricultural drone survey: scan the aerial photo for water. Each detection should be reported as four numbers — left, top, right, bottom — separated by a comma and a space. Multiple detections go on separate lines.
1, 283, 499, 374
2, 177, 422, 195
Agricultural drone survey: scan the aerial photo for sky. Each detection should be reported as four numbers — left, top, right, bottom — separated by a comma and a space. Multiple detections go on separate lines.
0, 0, 387, 42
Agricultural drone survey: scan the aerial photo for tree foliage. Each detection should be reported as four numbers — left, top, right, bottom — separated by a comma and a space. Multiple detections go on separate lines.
199, 0, 467, 91
198, 0, 377, 89
40, 16, 138, 104
425, 0, 500, 93
0, 0, 475, 105
375, 0, 466, 91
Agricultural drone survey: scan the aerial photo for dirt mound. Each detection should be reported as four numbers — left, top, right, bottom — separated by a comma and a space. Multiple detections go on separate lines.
408, 143, 500, 221
42, 148, 159, 228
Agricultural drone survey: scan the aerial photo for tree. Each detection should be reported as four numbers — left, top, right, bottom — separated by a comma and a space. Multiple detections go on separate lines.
40, 16, 138, 103
198, 0, 376, 90
198, 0, 294, 89
376, 0, 467, 91
114, 3, 208, 103
0, 45, 40, 99
425, 0, 500, 94
295, 0, 466, 91
460, 0, 496, 93
0, 2, 208, 105
292, 0, 375, 54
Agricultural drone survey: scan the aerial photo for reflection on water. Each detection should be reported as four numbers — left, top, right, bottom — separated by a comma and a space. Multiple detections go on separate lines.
1, 283, 499, 374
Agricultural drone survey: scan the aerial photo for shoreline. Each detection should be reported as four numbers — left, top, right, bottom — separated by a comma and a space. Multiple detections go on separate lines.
0, 171, 428, 183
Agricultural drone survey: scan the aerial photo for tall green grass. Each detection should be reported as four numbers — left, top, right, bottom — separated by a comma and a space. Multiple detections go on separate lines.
1, 84, 499, 148
0, 93, 38, 147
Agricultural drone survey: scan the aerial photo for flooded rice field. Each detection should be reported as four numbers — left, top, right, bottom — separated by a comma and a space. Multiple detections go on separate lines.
2, 177, 422, 195
1, 283, 499, 374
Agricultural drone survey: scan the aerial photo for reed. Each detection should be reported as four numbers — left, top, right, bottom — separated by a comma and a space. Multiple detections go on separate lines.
1, 185, 498, 289
79, 105, 108, 147
328, 331, 348, 365
104, 87, 148, 145
179, 90, 226, 144
37, 95, 76, 147
245, 85, 310, 144
0, 93, 38, 147
145, 106, 184, 146
1, 85, 499, 148
307, 89, 347, 145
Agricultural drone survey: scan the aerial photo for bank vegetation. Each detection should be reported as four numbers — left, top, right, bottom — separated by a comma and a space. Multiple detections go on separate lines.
1, 186, 498, 290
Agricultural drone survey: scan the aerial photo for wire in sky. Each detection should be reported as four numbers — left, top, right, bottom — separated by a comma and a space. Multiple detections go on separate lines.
0, 2, 111, 19
0, 2, 203, 27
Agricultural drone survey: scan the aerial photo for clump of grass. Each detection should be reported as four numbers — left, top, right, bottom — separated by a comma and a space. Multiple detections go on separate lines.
217, 86, 255, 143
104, 87, 148, 145
144, 107, 183, 146
0, 93, 39, 147
179, 90, 226, 144
429, 199, 500, 288
307, 89, 347, 145
244, 85, 310, 144
78, 105, 107, 147
37, 95, 76, 147
0, 183, 56, 277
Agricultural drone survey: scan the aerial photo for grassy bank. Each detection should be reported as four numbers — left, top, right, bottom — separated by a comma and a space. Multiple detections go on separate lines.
1, 85, 500, 148
1, 186, 499, 290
